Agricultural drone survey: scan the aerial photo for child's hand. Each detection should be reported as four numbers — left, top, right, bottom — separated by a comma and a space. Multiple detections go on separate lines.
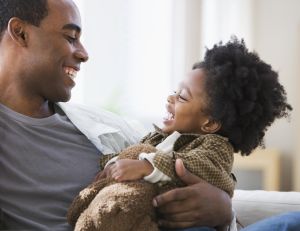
93, 164, 114, 182
109, 159, 154, 182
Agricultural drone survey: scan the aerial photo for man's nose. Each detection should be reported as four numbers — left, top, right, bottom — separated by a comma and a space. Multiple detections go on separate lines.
75, 43, 89, 63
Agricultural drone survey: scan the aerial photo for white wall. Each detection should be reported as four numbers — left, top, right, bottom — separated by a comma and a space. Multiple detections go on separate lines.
201, 0, 254, 51
72, 0, 300, 190
252, 0, 300, 190
200, 0, 300, 190
72, 0, 202, 130
72, 0, 177, 130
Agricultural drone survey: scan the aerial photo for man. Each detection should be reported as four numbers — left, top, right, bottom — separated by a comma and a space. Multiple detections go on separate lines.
0, 0, 231, 230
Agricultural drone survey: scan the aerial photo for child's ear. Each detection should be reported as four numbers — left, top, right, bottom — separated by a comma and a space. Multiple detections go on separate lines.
7, 17, 28, 47
201, 119, 221, 134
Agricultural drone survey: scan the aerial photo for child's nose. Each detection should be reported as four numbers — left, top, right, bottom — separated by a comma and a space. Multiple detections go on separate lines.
167, 94, 175, 103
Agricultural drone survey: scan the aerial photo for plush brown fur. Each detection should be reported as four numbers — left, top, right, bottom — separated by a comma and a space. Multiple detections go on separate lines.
67, 144, 162, 231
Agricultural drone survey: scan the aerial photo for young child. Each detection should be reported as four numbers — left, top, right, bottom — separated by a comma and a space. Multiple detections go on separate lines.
67, 38, 292, 231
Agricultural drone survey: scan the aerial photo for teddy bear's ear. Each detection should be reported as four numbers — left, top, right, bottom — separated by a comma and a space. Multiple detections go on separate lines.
118, 144, 157, 160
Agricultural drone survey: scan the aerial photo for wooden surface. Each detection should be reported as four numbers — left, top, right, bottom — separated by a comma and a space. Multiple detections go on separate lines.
233, 149, 280, 191
294, 154, 300, 191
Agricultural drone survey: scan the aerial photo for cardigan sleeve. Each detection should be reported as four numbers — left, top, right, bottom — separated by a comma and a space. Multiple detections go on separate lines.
98, 153, 119, 170
153, 134, 235, 197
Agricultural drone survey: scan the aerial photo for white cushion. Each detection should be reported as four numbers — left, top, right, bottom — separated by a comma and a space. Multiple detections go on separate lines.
232, 190, 300, 227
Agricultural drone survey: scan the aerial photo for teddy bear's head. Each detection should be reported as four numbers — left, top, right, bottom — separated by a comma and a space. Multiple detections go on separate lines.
117, 144, 157, 160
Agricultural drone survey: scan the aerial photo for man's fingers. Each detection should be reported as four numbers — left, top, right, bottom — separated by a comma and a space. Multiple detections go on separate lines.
175, 159, 203, 185
157, 219, 196, 229
159, 208, 200, 221
157, 200, 186, 214
157, 197, 198, 214
153, 187, 192, 208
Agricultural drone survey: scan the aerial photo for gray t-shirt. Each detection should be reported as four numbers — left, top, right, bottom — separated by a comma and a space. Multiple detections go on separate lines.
0, 103, 100, 230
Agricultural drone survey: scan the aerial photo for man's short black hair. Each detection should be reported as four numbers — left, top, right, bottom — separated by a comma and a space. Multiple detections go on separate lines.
0, 0, 48, 39
193, 37, 292, 155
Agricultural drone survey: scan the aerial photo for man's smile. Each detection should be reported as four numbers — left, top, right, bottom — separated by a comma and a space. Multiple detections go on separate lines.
64, 66, 78, 81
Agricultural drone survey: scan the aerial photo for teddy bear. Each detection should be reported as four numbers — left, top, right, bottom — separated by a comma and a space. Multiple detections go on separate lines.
67, 130, 236, 231
67, 143, 174, 231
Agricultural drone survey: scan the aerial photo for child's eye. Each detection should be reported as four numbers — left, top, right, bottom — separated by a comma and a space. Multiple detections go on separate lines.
173, 89, 187, 102
178, 94, 187, 102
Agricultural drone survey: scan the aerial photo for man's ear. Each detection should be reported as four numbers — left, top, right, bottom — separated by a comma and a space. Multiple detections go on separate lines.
201, 119, 221, 134
7, 17, 28, 47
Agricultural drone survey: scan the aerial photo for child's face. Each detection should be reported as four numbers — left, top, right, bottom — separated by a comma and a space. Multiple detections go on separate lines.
162, 68, 211, 134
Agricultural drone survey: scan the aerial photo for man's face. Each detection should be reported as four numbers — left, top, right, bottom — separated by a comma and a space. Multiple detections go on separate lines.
23, 0, 88, 103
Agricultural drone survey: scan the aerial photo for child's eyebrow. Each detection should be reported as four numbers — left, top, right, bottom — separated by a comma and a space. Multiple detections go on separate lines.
180, 82, 192, 96
178, 82, 184, 90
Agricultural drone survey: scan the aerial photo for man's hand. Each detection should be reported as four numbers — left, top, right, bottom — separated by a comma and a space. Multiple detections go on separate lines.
153, 159, 232, 229
107, 159, 154, 182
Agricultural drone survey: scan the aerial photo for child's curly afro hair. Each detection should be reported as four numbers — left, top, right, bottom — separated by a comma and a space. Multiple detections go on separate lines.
194, 38, 292, 155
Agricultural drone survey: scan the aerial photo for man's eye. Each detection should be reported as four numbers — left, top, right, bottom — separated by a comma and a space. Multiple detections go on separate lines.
66, 36, 76, 44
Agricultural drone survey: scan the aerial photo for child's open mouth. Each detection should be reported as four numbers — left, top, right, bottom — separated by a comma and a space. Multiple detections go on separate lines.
163, 111, 174, 122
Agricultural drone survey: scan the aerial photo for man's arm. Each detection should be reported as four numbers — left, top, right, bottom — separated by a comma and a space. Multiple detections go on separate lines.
153, 159, 233, 230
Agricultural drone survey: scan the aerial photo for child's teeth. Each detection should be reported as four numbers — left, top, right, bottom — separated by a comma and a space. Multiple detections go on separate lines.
164, 112, 174, 121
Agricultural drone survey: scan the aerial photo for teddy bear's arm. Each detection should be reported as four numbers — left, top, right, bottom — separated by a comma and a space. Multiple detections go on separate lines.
67, 178, 112, 226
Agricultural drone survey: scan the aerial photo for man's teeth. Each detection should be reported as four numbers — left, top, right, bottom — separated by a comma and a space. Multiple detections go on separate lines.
64, 67, 77, 80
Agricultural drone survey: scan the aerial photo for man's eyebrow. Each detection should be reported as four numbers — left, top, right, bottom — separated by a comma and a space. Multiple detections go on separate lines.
62, 23, 81, 33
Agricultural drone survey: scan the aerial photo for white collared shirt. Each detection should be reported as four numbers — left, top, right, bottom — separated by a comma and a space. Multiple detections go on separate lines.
58, 102, 145, 154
